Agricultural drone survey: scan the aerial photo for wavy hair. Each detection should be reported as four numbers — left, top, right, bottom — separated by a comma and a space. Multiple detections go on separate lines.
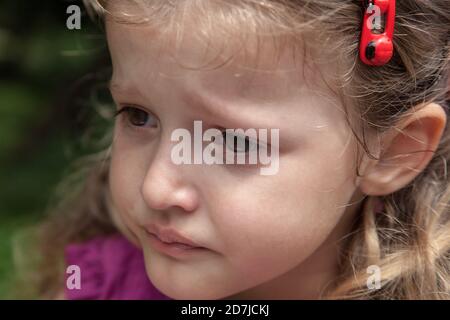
18, 0, 450, 299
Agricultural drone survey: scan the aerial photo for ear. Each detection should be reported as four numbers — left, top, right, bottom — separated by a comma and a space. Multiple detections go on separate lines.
359, 103, 447, 196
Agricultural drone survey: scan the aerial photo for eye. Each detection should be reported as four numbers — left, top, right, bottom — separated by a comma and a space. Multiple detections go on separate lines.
114, 106, 158, 128
218, 131, 259, 154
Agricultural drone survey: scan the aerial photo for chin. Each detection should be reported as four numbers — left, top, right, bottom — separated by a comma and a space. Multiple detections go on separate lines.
149, 276, 236, 300
159, 286, 229, 300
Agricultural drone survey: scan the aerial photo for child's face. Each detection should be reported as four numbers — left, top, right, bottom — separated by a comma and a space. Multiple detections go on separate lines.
106, 19, 367, 299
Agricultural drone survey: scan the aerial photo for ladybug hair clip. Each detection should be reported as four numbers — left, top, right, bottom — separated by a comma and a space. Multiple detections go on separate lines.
360, 0, 396, 66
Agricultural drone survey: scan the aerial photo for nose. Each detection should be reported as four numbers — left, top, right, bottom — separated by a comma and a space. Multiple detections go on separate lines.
141, 142, 199, 213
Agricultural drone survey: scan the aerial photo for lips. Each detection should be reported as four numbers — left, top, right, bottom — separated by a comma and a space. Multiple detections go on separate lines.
144, 223, 203, 249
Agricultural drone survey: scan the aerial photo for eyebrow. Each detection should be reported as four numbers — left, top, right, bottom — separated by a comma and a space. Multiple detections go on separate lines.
110, 79, 233, 116
109, 79, 271, 129
182, 90, 237, 122
109, 80, 142, 98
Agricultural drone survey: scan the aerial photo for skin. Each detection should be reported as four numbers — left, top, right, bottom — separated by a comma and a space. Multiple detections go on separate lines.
105, 17, 447, 299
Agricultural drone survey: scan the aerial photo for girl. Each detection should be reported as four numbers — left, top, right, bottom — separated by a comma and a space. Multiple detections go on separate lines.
21, 0, 450, 299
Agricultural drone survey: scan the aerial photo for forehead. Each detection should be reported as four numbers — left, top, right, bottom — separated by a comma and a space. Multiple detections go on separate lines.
103, 0, 342, 109
108, 20, 331, 104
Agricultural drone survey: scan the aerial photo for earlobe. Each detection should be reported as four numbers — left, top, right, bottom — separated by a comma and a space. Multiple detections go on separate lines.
359, 103, 447, 196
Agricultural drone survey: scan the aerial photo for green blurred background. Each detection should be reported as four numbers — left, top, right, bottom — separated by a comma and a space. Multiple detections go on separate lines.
0, 0, 112, 298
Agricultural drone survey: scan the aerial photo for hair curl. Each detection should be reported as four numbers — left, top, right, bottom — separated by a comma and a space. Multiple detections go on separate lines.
17, 0, 450, 299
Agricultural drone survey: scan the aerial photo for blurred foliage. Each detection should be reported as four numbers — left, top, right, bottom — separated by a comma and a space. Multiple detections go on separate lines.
0, 0, 114, 298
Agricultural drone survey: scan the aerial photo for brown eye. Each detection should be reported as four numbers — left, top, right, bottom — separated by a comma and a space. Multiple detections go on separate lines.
114, 106, 158, 128
127, 107, 148, 126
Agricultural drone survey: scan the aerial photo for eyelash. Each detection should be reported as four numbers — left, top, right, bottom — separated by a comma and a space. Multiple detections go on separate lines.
114, 106, 159, 132
216, 131, 263, 154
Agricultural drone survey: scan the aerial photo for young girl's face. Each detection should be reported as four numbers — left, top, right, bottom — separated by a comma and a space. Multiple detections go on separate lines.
106, 18, 369, 299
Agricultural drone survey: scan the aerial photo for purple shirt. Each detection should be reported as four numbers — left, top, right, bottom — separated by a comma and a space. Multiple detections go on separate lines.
65, 234, 171, 300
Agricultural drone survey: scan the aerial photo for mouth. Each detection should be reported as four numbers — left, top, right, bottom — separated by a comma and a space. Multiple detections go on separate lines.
147, 230, 200, 248
143, 223, 208, 258
144, 232, 208, 259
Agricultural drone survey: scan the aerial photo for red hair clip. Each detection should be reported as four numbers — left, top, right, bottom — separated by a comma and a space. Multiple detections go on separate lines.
360, 0, 396, 66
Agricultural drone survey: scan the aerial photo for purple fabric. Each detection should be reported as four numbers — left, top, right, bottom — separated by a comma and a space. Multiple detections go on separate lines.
65, 234, 171, 300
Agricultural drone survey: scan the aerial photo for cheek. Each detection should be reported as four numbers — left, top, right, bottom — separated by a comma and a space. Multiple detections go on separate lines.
213, 177, 341, 258
207, 137, 357, 277
109, 140, 148, 232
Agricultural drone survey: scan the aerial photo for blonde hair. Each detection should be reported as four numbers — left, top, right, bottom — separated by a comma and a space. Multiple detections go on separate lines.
19, 0, 450, 299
